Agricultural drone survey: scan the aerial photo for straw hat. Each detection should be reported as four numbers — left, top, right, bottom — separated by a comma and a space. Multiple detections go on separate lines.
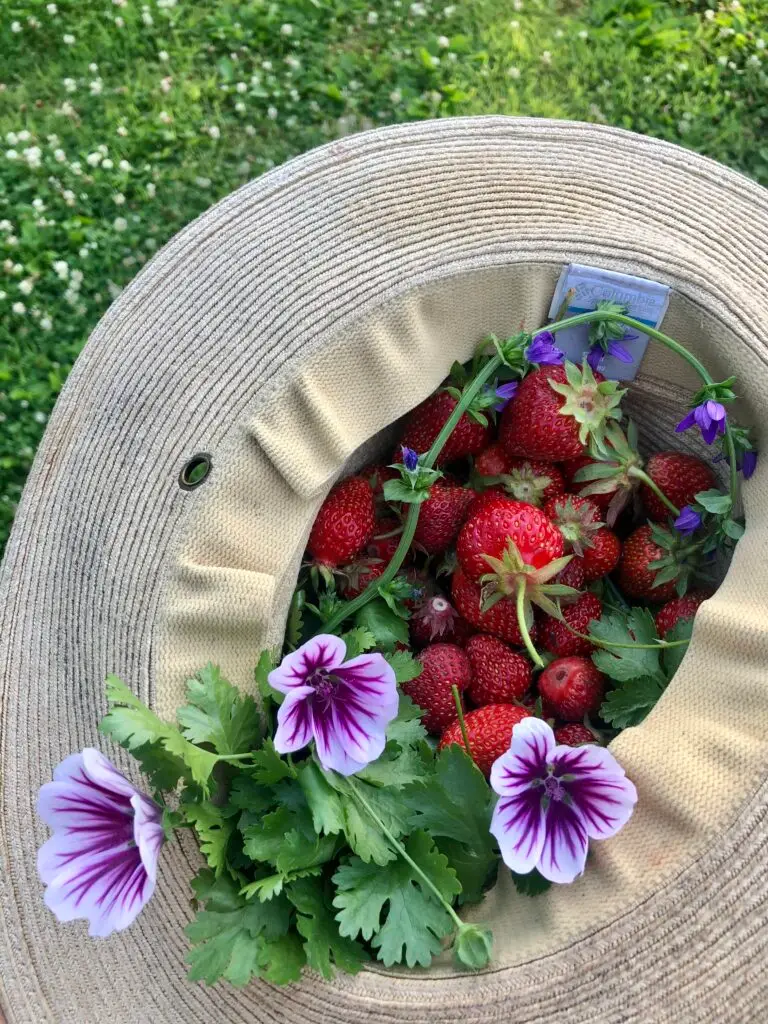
2, 117, 768, 1024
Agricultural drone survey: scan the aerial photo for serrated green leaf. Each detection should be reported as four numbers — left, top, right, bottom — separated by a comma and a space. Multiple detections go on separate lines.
340, 626, 377, 660
590, 608, 663, 683
286, 589, 306, 650
248, 738, 297, 784
354, 598, 409, 651
255, 933, 306, 984
288, 877, 368, 979
599, 676, 666, 729
177, 664, 261, 755
184, 801, 236, 876
298, 760, 345, 834
333, 830, 460, 968
384, 649, 423, 684
227, 774, 275, 816
100, 676, 218, 790
383, 478, 431, 504
511, 869, 552, 897
255, 649, 280, 705
240, 867, 323, 903
131, 741, 188, 793
277, 830, 339, 874
329, 778, 412, 865
242, 807, 304, 866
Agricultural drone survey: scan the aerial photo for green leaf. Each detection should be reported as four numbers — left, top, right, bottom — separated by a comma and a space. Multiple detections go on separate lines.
340, 626, 376, 660
298, 761, 345, 835
357, 697, 431, 789
435, 837, 498, 904
723, 517, 745, 541
386, 694, 427, 747
242, 807, 301, 866
286, 589, 306, 650
177, 664, 261, 755
255, 649, 279, 705
599, 676, 666, 729
227, 774, 275, 817
277, 831, 339, 874
254, 933, 306, 985
100, 675, 218, 790
333, 830, 461, 968
354, 599, 409, 651
454, 923, 493, 969
288, 877, 368, 979
383, 478, 431, 504
511, 869, 552, 897
384, 649, 423, 684
248, 738, 297, 784
590, 608, 664, 683
694, 488, 732, 515
240, 867, 323, 903
662, 618, 693, 680
131, 741, 188, 793
331, 779, 412, 865
184, 802, 236, 876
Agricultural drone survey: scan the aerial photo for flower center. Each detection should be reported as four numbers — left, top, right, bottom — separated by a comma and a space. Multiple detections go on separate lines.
542, 775, 565, 801
308, 669, 339, 702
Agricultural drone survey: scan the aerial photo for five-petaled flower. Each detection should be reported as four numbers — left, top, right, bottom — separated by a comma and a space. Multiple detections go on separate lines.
270, 635, 398, 775
676, 400, 727, 445
674, 505, 702, 536
37, 748, 164, 937
525, 331, 565, 366
490, 717, 637, 883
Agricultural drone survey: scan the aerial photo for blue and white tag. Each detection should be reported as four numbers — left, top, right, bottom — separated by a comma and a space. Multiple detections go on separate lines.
548, 264, 670, 381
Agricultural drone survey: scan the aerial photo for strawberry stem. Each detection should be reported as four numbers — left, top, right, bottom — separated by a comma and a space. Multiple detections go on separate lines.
627, 466, 680, 517
516, 579, 544, 668
451, 684, 472, 758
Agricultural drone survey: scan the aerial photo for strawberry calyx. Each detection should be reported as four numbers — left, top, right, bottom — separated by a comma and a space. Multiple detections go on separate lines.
549, 360, 625, 450
479, 465, 554, 507
547, 495, 603, 556
412, 594, 459, 642
573, 421, 645, 526
647, 521, 708, 597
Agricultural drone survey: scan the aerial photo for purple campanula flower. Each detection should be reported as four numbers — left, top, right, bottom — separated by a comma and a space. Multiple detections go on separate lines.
674, 505, 702, 536
606, 339, 634, 363
525, 331, 565, 366
37, 749, 164, 937
269, 634, 398, 776
676, 400, 727, 445
489, 717, 637, 884
586, 344, 603, 373
400, 445, 419, 472
493, 381, 519, 412
740, 450, 757, 479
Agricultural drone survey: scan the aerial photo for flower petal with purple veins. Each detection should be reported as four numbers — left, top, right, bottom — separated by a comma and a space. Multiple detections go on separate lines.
274, 693, 315, 753
537, 797, 589, 884
551, 743, 638, 841
490, 788, 546, 875
489, 716, 554, 796
268, 634, 346, 695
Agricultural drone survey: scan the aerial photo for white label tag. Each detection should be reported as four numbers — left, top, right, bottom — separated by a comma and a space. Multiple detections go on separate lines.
548, 264, 670, 380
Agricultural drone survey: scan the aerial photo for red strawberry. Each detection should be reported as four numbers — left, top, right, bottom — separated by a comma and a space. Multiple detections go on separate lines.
403, 643, 471, 734
474, 443, 512, 478
438, 704, 532, 776
465, 488, 511, 519
410, 594, 474, 647
538, 656, 606, 721
307, 477, 376, 566
655, 591, 707, 639
413, 482, 476, 554
641, 452, 716, 522
578, 527, 621, 582
457, 497, 564, 580
338, 559, 386, 599
543, 494, 603, 556
465, 634, 532, 706
555, 723, 599, 746
561, 454, 613, 513
555, 558, 586, 591
364, 463, 399, 496
451, 567, 535, 646
499, 363, 620, 462
400, 391, 491, 466
541, 593, 602, 658
367, 517, 402, 563
618, 524, 679, 601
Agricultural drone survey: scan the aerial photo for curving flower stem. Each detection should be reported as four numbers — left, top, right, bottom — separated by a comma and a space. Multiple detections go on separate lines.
516, 580, 544, 668
348, 777, 464, 931
452, 684, 472, 757
627, 467, 680, 517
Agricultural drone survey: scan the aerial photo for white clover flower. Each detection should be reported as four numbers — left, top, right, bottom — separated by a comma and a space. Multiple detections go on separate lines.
267, 105, 278, 119
78, 246, 88, 258
18, 279, 34, 295
70, 269, 83, 286
236, 81, 247, 93
704, 7, 715, 17
47, 3, 58, 12
158, 0, 177, 7
244, 124, 256, 136
11, 21, 22, 33
158, 110, 172, 124
40, 316, 52, 330
444, 4, 456, 13
410, 2, 426, 14
146, 182, 156, 197
513, 0, 524, 8
63, 77, 77, 93
6, 131, 18, 144
88, 62, 98, 73
0, 220, 10, 231
194, 176, 211, 187
437, 35, 450, 47
32, 198, 46, 211
578, 29, 589, 39
63, 33, 75, 44
53, 148, 66, 162
69, 161, 81, 174
116, 125, 128, 137
367, 11, 379, 24
12, 263, 22, 274
748, 53, 761, 66
159, 50, 169, 62
6, 149, 19, 161
24, 146, 42, 168
102, 158, 113, 169
86, 151, 102, 167
112, 0, 127, 6
12, 302, 26, 315
541, 50, 552, 64
235, 101, 246, 113
89, 80, 103, 96
509, 19, 520, 28
142, 11, 153, 26
115, 16, 124, 27
0, 290, 6, 299
207, 125, 220, 139
160, 76, 172, 93
144, 237, 157, 250
285, 55, 300, 70
757, 38, 766, 50
52, 260, 69, 279
113, 216, 128, 232
390, 88, 402, 103
59, 101, 75, 117
62, 189, 75, 205
18, 130, 31, 142
280, 22, 293, 35
113, 192, 125, 205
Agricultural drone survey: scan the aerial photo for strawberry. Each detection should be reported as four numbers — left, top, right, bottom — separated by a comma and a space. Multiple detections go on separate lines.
543, 494, 603, 556
562, 454, 613, 513
578, 527, 621, 582
655, 591, 707, 639
641, 451, 716, 522
400, 390, 491, 466
474, 443, 512, 478
618, 524, 679, 602
403, 643, 471, 734
307, 477, 376, 566
465, 634, 532, 706
438, 704, 532, 776
499, 362, 623, 462
364, 463, 399, 496
538, 656, 606, 721
451, 567, 536, 646
555, 558, 586, 591
457, 497, 564, 580
541, 593, 602, 658
555, 723, 599, 746
338, 559, 385, 599
413, 482, 476, 554
410, 593, 474, 647
482, 458, 566, 507
366, 517, 402, 563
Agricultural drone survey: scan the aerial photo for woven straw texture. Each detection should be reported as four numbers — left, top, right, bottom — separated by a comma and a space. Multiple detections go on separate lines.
2, 117, 768, 1024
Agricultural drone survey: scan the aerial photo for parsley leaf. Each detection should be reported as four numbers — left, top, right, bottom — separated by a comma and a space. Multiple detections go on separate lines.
286, 588, 306, 651
329, 778, 412, 865
384, 649, 423, 683
255, 649, 280, 706
240, 868, 323, 903
662, 618, 693, 679
357, 697, 431, 789
298, 761, 345, 835
590, 608, 665, 683
354, 598, 409, 650
131, 741, 188, 793
242, 800, 337, 875
184, 801, 237, 876
288, 877, 368, 979
177, 664, 261, 755
333, 830, 461, 968
340, 626, 377, 660
100, 675, 218, 790
247, 738, 297, 784
599, 675, 666, 729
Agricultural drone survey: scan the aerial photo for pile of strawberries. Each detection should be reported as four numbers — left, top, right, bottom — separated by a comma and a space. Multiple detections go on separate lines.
304, 363, 716, 776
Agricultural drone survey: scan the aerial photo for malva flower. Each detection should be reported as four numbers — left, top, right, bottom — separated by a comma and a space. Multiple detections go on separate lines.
492, 381, 519, 411
37, 748, 164, 937
270, 634, 398, 775
400, 445, 419, 472
676, 400, 727, 445
525, 331, 565, 366
489, 717, 637, 884
674, 505, 702, 536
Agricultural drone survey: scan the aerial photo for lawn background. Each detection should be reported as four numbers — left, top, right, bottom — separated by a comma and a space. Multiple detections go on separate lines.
2, 0, 767, 554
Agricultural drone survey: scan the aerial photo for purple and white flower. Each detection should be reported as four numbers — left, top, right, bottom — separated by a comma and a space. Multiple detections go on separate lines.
37, 748, 164, 937
489, 717, 637, 884
674, 505, 702, 536
270, 635, 398, 776
676, 400, 727, 445
525, 331, 565, 366
492, 380, 518, 411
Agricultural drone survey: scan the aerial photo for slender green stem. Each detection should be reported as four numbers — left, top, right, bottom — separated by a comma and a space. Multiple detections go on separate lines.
561, 621, 690, 650
451, 684, 472, 758
348, 778, 463, 930
516, 580, 544, 668
628, 466, 680, 517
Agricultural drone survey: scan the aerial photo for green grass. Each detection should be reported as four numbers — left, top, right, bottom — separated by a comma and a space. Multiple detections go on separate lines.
1, 0, 766, 553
